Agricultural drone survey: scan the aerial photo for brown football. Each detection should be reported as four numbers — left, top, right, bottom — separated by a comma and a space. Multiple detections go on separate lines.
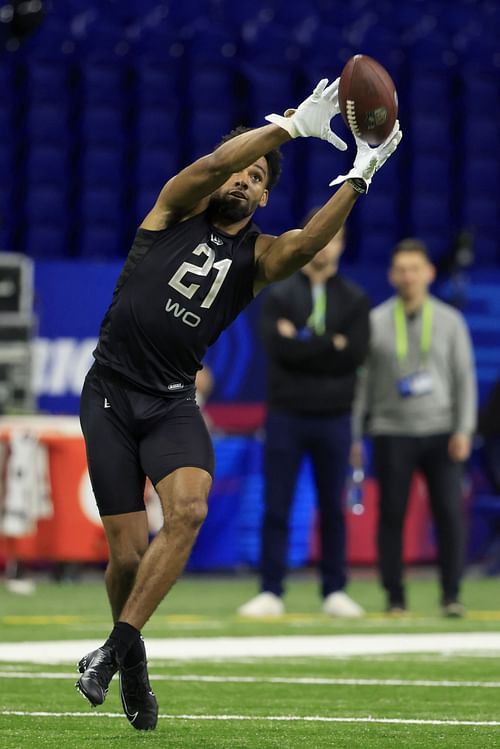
339, 54, 398, 146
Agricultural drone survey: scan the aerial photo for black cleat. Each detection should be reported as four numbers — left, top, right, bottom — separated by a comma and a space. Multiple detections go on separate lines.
119, 657, 158, 731
76, 645, 119, 707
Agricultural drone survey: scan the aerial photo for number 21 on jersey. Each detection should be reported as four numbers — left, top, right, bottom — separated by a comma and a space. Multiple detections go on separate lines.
167, 243, 232, 309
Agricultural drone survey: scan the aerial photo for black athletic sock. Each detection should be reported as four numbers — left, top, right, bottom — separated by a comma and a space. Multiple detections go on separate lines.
104, 621, 141, 664
122, 636, 146, 669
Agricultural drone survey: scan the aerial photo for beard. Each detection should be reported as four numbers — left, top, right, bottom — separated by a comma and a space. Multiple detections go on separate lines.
208, 192, 253, 224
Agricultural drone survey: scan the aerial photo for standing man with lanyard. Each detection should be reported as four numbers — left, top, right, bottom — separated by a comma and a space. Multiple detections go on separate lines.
351, 238, 476, 616
239, 222, 370, 619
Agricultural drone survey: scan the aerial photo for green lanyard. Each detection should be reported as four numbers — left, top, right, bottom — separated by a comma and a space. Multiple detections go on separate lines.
307, 284, 327, 335
394, 298, 433, 363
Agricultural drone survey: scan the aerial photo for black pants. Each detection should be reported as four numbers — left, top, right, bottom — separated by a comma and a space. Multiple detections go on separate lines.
373, 434, 464, 605
260, 410, 351, 599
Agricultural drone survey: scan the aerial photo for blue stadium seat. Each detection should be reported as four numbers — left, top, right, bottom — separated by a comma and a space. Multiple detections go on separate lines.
132, 28, 187, 64
20, 16, 73, 57
357, 231, 398, 264
241, 22, 302, 66
81, 147, 124, 187
357, 193, 399, 233
301, 25, 348, 72
80, 188, 122, 224
26, 145, 69, 185
78, 224, 122, 258
217, 3, 261, 30
410, 73, 451, 113
135, 148, 178, 189
303, 185, 338, 217
462, 73, 499, 115
463, 195, 498, 232
412, 193, 451, 230
134, 187, 158, 226
188, 67, 235, 110
0, 62, 14, 108
0, 187, 12, 226
411, 115, 450, 152
23, 222, 68, 258
471, 234, 498, 264
80, 61, 125, 106
460, 32, 497, 71
75, 19, 128, 62
0, 146, 12, 181
25, 60, 70, 103
189, 110, 236, 159
81, 107, 124, 145
187, 24, 238, 65
408, 35, 452, 71
412, 157, 450, 190
257, 192, 295, 235
25, 186, 68, 222
352, 30, 403, 76
135, 60, 179, 106
412, 230, 449, 262
135, 107, 180, 146
26, 103, 70, 143
462, 158, 490, 187
306, 142, 346, 190
463, 119, 498, 157
241, 64, 297, 127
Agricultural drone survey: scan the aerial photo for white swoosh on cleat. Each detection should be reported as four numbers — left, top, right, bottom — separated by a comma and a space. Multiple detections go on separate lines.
119, 680, 138, 722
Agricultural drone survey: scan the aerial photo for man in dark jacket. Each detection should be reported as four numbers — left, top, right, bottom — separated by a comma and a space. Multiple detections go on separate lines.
238, 223, 370, 617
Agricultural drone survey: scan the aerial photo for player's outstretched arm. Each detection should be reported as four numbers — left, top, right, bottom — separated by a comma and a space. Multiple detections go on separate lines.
254, 182, 359, 292
140, 78, 347, 231
254, 123, 402, 292
141, 124, 291, 231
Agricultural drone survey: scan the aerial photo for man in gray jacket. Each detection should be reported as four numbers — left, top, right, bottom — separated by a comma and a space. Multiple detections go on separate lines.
351, 238, 476, 616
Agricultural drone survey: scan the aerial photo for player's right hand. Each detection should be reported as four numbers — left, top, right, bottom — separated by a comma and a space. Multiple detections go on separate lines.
265, 78, 348, 150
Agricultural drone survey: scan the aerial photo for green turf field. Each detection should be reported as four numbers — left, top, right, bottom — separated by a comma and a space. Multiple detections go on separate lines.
1, 574, 499, 748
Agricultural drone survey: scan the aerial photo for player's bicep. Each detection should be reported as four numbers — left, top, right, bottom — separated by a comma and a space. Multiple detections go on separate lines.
140, 154, 226, 230
254, 230, 310, 292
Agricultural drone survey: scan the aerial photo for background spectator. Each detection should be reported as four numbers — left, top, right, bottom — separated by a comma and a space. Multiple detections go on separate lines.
351, 238, 477, 617
239, 223, 370, 618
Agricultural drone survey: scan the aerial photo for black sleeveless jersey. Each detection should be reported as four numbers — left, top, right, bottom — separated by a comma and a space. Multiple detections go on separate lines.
94, 212, 259, 397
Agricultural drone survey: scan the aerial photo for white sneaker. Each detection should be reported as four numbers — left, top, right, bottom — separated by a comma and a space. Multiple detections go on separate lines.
5, 578, 36, 595
237, 592, 285, 617
322, 591, 364, 618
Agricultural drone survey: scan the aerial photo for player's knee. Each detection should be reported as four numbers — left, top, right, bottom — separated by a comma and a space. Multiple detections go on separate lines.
170, 493, 208, 531
108, 547, 144, 578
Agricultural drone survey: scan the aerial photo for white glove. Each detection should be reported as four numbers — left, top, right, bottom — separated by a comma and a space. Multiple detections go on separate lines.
330, 121, 403, 192
265, 78, 347, 151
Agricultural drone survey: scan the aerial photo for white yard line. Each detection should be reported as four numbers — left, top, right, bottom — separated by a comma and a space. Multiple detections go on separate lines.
1, 710, 499, 727
1, 671, 500, 689
1, 632, 500, 663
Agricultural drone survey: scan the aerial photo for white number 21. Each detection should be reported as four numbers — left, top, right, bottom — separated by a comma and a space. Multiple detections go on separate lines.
168, 243, 232, 309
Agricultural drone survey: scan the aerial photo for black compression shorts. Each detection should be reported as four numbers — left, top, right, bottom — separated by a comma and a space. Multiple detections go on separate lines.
80, 364, 214, 517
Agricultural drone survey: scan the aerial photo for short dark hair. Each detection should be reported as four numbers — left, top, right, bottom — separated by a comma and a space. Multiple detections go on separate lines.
391, 238, 431, 262
215, 125, 283, 191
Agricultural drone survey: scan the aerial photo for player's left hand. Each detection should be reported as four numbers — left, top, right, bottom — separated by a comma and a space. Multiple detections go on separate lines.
330, 120, 402, 192
265, 78, 348, 150
448, 432, 472, 463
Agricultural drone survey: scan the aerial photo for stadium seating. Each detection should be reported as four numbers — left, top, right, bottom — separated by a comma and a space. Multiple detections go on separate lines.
81, 146, 124, 188
0, 0, 496, 265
